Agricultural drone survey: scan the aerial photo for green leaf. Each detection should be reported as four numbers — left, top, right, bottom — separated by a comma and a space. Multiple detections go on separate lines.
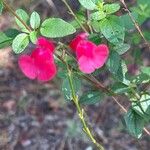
124, 108, 145, 138
114, 43, 130, 55
132, 94, 150, 118
12, 33, 29, 54
30, 11, 41, 29
120, 12, 138, 30
0, 29, 20, 49
78, 0, 96, 10
88, 33, 102, 45
40, 18, 76, 38
132, 73, 150, 84
99, 16, 125, 44
107, 52, 130, 84
104, 3, 120, 14
29, 31, 37, 44
70, 11, 86, 29
141, 67, 150, 76
80, 91, 104, 105
111, 82, 131, 94
62, 75, 81, 101
106, 51, 121, 75
0, 0, 3, 14
15, 9, 29, 31
91, 11, 106, 21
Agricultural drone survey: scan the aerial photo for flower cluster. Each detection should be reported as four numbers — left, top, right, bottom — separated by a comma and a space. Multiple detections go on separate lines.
18, 34, 109, 81
18, 37, 57, 82
70, 33, 109, 74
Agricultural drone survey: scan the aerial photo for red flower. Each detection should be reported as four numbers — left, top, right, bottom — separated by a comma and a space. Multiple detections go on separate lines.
18, 37, 57, 81
70, 33, 109, 74
69, 32, 88, 52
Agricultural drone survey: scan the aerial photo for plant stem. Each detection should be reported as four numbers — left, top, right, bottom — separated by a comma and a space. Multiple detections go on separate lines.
61, 0, 89, 33
119, 0, 150, 49
66, 62, 104, 150
55, 51, 150, 136
3, 0, 32, 32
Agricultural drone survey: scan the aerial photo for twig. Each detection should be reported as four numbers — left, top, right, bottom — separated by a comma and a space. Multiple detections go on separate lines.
119, 0, 150, 49
61, 0, 88, 33
66, 61, 104, 150
3, 0, 32, 32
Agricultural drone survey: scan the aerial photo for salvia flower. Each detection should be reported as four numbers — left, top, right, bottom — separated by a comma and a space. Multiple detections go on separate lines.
18, 37, 57, 82
70, 33, 109, 74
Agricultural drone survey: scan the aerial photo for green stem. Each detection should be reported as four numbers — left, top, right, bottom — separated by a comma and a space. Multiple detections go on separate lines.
61, 0, 89, 33
3, 0, 32, 32
66, 63, 104, 150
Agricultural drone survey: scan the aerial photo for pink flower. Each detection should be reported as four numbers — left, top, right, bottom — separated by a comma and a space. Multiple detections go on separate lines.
70, 33, 109, 74
69, 32, 88, 52
18, 38, 57, 81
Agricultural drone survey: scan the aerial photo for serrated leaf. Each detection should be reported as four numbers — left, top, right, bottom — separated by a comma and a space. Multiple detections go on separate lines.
40, 18, 76, 38
15, 9, 29, 31
12, 33, 29, 54
104, 3, 120, 14
62, 75, 81, 101
99, 16, 125, 44
114, 43, 130, 55
80, 91, 103, 105
132, 94, 150, 118
30, 11, 41, 29
124, 108, 145, 138
107, 52, 130, 84
0, 29, 20, 49
78, 0, 96, 10
106, 51, 121, 75
91, 11, 106, 21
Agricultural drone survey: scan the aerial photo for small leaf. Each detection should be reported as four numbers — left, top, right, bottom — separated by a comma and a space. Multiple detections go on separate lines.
0, 29, 20, 49
29, 31, 37, 44
62, 75, 81, 101
80, 91, 104, 105
91, 11, 106, 21
106, 51, 121, 75
30, 11, 41, 29
124, 108, 145, 138
78, 0, 96, 10
99, 16, 125, 44
104, 3, 120, 14
132, 94, 150, 118
12, 33, 29, 54
111, 82, 131, 94
40, 18, 76, 38
107, 52, 130, 84
15, 9, 29, 31
0, 0, 3, 14
114, 43, 130, 55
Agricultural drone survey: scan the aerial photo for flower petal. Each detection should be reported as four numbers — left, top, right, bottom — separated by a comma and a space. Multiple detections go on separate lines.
31, 48, 54, 63
78, 56, 95, 74
69, 33, 88, 52
93, 44, 109, 69
18, 55, 37, 79
76, 40, 96, 59
37, 37, 55, 53
36, 61, 57, 81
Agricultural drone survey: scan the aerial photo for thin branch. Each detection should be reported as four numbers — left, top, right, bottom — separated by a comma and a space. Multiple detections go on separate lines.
3, 0, 32, 32
119, 0, 150, 49
61, 0, 89, 33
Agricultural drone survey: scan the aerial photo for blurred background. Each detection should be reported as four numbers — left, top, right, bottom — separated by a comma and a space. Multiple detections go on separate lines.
0, 0, 150, 150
